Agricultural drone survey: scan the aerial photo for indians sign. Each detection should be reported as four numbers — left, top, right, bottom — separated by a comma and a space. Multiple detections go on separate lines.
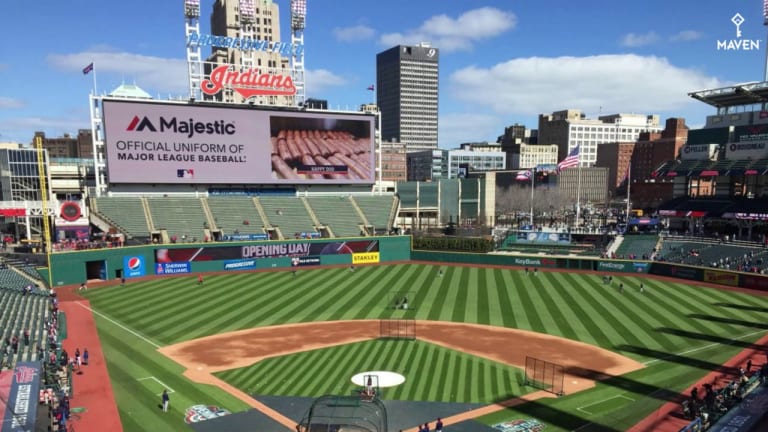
201, 65, 297, 99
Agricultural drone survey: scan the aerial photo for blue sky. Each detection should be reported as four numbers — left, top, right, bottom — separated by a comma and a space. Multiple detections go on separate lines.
1, 0, 768, 147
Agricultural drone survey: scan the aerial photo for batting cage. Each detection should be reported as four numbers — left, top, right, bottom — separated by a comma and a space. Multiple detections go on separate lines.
524, 356, 565, 396
379, 319, 416, 340
388, 290, 416, 310
296, 395, 388, 432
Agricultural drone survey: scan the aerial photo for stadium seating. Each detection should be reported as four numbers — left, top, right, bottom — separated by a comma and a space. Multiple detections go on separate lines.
92, 197, 151, 238
146, 197, 207, 242
352, 195, 398, 233
0, 288, 49, 369
257, 196, 317, 239
660, 240, 768, 271
206, 196, 267, 235
614, 234, 658, 259
306, 197, 365, 237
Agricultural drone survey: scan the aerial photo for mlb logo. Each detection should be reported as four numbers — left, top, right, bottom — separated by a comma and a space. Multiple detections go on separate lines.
177, 169, 195, 179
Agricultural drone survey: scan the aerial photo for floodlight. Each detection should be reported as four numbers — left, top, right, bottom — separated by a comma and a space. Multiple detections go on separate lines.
184, 0, 200, 18
239, 0, 255, 24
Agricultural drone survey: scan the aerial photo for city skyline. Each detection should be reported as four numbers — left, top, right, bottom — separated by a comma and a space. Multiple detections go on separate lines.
1, 0, 768, 146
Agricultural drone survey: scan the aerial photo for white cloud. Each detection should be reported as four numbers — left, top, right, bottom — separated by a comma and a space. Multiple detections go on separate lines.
47, 48, 188, 94
620, 31, 661, 47
449, 54, 723, 116
670, 30, 703, 42
439, 113, 502, 147
380, 7, 516, 52
0, 115, 89, 143
333, 25, 375, 42
306, 69, 346, 91
0, 97, 24, 109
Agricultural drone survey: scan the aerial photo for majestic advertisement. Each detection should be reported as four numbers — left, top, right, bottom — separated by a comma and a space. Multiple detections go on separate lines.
680, 143, 717, 161
102, 99, 375, 184
0, 362, 40, 432
703, 269, 739, 287
154, 240, 379, 263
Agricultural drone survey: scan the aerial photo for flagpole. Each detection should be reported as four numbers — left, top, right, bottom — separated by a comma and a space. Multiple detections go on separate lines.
626, 163, 632, 221
529, 167, 535, 226
575, 163, 582, 226
91, 62, 98, 95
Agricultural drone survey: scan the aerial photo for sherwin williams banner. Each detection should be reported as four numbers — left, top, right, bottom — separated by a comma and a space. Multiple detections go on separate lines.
102, 99, 374, 184
155, 240, 379, 263
155, 262, 192, 275
0, 362, 40, 432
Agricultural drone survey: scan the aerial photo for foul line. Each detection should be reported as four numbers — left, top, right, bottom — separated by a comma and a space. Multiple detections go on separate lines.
643, 328, 768, 365
74, 301, 161, 349
576, 394, 635, 416
137, 376, 175, 395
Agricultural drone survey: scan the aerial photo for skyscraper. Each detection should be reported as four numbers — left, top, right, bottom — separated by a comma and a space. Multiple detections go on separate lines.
376, 43, 439, 151
205, 0, 291, 106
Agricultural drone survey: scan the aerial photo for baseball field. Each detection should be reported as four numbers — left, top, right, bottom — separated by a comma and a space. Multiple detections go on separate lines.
78, 263, 768, 431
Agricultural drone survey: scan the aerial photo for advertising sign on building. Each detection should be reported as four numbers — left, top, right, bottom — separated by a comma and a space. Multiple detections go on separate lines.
102, 100, 375, 184
725, 141, 768, 160
123, 256, 146, 278
680, 143, 717, 160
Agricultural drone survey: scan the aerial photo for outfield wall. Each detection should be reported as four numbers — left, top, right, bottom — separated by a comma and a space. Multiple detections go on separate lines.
411, 250, 768, 292
46, 236, 410, 286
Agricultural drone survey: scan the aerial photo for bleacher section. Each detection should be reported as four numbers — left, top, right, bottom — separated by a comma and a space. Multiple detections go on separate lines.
206, 197, 266, 235
257, 197, 317, 238
614, 235, 659, 259
0, 288, 49, 368
0, 267, 39, 291
659, 239, 768, 271
307, 197, 364, 237
92, 197, 150, 239
146, 197, 207, 241
353, 195, 397, 232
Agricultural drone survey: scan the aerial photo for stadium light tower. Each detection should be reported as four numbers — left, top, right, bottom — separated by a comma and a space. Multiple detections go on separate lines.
764, 0, 768, 81
184, 0, 202, 101
291, 0, 306, 107
239, 0, 256, 75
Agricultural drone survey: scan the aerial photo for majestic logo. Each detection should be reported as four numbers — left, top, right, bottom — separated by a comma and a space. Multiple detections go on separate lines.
184, 405, 231, 424
717, 13, 761, 51
127, 257, 142, 271
126, 115, 236, 138
201, 65, 297, 99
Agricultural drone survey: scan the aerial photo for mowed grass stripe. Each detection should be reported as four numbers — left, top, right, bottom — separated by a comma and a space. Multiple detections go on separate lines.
420, 266, 452, 320
514, 272, 546, 333
527, 273, 579, 340
499, 271, 525, 329
433, 267, 463, 322
486, 270, 509, 327
653, 280, 747, 337
543, 273, 603, 346
450, 267, 472, 323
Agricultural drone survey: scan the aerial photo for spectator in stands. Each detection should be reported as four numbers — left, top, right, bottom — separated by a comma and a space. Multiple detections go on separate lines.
23, 329, 29, 346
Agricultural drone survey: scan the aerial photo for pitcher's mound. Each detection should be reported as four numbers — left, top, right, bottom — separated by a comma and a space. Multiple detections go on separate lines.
351, 371, 405, 388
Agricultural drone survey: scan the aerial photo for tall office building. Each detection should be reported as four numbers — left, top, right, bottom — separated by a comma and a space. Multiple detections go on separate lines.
376, 43, 439, 151
205, 0, 291, 105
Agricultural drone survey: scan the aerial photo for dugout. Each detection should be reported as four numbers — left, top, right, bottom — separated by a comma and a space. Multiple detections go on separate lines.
296, 395, 387, 432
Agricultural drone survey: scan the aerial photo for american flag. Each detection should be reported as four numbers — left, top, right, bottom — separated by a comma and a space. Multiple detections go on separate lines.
515, 170, 532, 181
82, 62, 94, 75
557, 145, 580, 173
367, 85, 375, 91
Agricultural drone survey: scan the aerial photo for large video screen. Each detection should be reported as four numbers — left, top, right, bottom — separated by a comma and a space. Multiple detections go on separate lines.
102, 99, 375, 184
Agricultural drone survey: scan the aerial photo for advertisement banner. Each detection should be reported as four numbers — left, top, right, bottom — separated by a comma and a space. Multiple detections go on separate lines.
123, 256, 147, 278
596, 261, 649, 273
155, 262, 191, 275
648, 263, 703, 281
734, 124, 768, 142
222, 234, 269, 241
223, 259, 257, 271
352, 252, 380, 265
739, 274, 768, 292
515, 232, 571, 244
102, 99, 375, 184
680, 143, 717, 161
0, 362, 40, 432
725, 141, 768, 160
155, 240, 379, 263
510, 257, 558, 268
291, 256, 320, 267
703, 269, 739, 287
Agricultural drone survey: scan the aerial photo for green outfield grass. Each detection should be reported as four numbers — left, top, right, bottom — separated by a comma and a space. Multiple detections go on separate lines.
82, 264, 768, 431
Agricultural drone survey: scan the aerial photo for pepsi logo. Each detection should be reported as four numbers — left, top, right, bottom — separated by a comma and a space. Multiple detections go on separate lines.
127, 257, 142, 271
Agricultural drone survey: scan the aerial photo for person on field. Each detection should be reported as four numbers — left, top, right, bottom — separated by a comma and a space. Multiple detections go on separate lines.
435, 417, 444, 432
83, 348, 89, 366
619, 282, 624, 293
639, 282, 644, 293
121, 276, 126, 286
197, 274, 203, 285
162, 389, 170, 412
401, 296, 408, 310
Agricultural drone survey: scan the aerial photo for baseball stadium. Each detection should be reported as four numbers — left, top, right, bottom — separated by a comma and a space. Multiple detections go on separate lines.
3, 1, 768, 432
